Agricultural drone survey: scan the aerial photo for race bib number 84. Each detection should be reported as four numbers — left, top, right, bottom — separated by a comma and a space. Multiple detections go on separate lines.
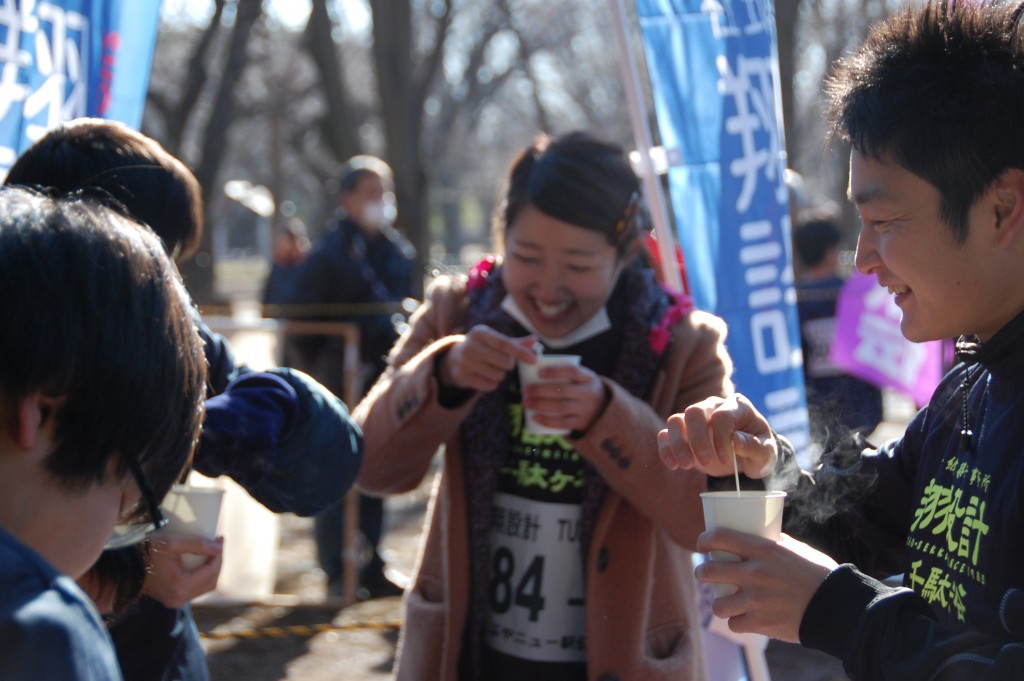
485, 492, 587, 663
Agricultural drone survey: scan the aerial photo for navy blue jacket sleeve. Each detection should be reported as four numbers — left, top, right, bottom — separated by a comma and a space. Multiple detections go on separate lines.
195, 317, 238, 396
801, 564, 1024, 680
194, 368, 362, 516
781, 370, 1024, 680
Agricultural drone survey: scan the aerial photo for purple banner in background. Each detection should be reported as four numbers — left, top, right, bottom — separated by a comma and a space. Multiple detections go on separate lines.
830, 272, 944, 407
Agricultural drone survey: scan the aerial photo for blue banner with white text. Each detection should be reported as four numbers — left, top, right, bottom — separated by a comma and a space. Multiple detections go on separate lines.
637, 0, 810, 458
0, 0, 160, 178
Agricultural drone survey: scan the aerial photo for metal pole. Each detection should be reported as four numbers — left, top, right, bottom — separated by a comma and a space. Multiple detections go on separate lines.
609, 0, 684, 293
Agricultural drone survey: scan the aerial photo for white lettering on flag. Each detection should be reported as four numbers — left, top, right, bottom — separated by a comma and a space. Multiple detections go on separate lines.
717, 52, 785, 212
0, 1, 88, 174
701, 0, 770, 38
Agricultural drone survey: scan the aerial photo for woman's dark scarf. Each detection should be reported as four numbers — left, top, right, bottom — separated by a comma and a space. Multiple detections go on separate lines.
457, 257, 683, 677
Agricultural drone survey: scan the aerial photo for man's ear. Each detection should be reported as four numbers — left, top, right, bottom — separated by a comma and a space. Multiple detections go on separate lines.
991, 168, 1024, 248
13, 393, 59, 451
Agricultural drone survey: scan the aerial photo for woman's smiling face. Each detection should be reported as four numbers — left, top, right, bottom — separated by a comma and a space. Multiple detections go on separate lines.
501, 204, 623, 340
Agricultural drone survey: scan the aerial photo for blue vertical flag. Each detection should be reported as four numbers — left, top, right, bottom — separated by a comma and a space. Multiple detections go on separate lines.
0, 0, 160, 177
636, 0, 810, 457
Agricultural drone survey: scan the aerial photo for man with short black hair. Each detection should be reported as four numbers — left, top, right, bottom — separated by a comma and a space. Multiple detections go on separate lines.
6, 117, 365, 681
0, 188, 206, 679
659, 2, 1024, 678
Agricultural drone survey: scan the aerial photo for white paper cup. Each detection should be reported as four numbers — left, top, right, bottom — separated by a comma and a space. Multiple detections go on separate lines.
517, 354, 582, 436
159, 484, 224, 570
700, 490, 787, 596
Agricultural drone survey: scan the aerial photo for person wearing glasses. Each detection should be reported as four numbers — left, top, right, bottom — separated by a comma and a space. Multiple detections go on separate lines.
5, 118, 365, 681
0, 187, 207, 680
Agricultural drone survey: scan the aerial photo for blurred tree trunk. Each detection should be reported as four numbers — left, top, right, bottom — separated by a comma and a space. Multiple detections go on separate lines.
369, 0, 445, 298
158, 0, 226, 157
774, 0, 800, 170
148, 0, 264, 306
302, 0, 360, 161
181, 1, 264, 304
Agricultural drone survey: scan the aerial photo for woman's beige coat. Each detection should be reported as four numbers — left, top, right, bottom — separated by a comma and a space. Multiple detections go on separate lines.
353, 275, 734, 681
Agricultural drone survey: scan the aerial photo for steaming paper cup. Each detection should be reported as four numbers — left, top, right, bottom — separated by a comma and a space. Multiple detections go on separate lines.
517, 354, 582, 436
159, 484, 224, 570
700, 490, 787, 597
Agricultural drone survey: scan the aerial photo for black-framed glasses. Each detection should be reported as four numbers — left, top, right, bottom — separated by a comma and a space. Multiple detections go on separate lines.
103, 459, 168, 550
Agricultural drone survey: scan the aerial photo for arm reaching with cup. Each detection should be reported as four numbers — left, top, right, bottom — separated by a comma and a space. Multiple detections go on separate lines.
694, 530, 837, 643
657, 393, 778, 479
661, 393, 836, 644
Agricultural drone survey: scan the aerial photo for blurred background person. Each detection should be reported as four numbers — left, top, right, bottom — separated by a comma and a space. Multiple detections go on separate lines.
262, 217, 311, 315
284, 155, 415, 600
793, 217, 884, 456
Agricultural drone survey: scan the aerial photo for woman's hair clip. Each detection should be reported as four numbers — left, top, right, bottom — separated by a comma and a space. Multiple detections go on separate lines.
613, 190, 641, 242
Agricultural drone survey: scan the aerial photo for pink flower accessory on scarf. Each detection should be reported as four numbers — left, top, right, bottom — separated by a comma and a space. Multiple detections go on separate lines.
467, 254, 498, 293
649, 285, 694, 355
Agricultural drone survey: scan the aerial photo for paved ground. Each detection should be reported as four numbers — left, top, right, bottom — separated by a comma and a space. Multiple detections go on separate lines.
191, 313, 915, 680
194, 506, 418, 681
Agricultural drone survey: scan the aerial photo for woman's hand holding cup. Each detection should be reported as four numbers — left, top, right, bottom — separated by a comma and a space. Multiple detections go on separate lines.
520, 359, 606, 436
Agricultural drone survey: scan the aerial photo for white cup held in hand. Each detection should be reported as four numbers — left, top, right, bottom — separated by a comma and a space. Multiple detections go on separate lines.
517, 354, 582, 436
159, 484, 224, 570
700, 490, 787, 597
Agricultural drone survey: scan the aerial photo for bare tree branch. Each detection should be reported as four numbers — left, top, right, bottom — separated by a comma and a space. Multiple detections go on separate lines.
303, 0, 361, 160
144, 89, 174, 123
412, 0, 453, 121
427, 19, 505, 159
179, 0, 264, 302
163, 0, 227, 156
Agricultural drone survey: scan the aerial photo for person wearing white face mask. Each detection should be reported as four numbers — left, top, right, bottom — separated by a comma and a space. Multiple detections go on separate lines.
356, 194, 397, 234
284, 155, 415, 601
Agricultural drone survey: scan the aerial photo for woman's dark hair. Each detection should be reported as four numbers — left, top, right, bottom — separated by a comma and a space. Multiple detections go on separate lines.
4, 118, 204, 261
827, 0, 1024, 244
0, 187, 206, 499
84, 544, 151, 622
495, 131, 642, 256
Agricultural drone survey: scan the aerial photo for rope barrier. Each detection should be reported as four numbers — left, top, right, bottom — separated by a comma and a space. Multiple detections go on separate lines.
200, 618, 402, 641
196, 299, 418, 321
258, 300, 415, 317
